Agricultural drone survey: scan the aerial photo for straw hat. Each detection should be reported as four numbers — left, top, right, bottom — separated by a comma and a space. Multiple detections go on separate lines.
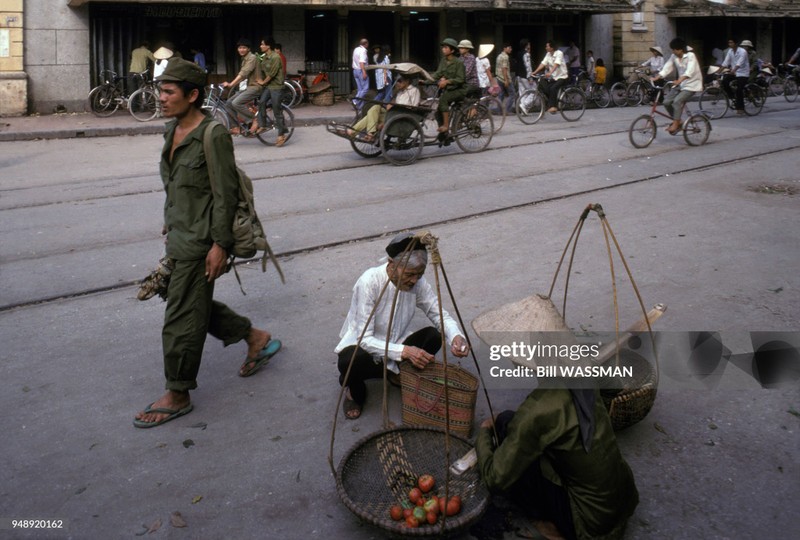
458, 40, 474, 50
477, 44, 495, 59
707, 65, 721, 75
739, 40, 753, 48
649, 46, 663, 57
154, 47, 173, 60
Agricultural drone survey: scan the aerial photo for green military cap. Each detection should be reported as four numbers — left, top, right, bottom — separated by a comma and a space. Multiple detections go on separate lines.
156, 58, 207, 86
441, 38, 459, 49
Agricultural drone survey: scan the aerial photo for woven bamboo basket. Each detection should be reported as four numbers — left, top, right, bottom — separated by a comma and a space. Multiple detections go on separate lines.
399, 362, 479, 438
600, 349, 657, 430
336, 426, 489, 538
308, 81, 334, 106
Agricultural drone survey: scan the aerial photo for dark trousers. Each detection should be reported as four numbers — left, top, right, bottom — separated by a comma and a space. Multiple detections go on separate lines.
337, 326, 442, 405
540, 77, 568, 109
257, 86, 287, 135
723, 74, 748, 111
495, 410, 578, 540
163, 258, 251, 391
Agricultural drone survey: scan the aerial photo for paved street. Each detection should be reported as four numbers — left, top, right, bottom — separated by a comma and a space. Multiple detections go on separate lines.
1, 100, 799, 539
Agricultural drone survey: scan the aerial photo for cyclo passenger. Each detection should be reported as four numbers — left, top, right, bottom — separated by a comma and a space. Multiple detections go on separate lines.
431, 38, 468, 134
346, 74, 421, 142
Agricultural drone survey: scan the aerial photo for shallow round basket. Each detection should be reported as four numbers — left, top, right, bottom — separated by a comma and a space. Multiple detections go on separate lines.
310, 88, 334, 106
336, 426, 489, 537
600, 349, 658, 431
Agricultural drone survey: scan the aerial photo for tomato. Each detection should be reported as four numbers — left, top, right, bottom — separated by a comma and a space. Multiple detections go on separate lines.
426, 511, 438, 525
412, 506, 426, 522
405, 515, 420, 528
446, 495, 462, 516
418, 474, 435, 493
403, 508, 413, 519
390, 505, 403, 521
438, 496, 446, 515
408, 487, 423, 506
423, 498, 439, 515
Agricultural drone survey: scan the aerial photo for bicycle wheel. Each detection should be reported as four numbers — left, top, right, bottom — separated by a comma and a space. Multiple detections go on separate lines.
256, 105, 295, 146
289, 79, 304, 106
592, 85, 611, 108
129, 88, 159, 122
380, 114, 424, 166
628, 115, 656, 149
768, 75, 785, 97
480, 95, 506, 133
212, 108, 231, 130
350, 136, 382, 158
743, 84, 765, 116
88, 84, 120, 117
610, 82, 628, 107
698, 87, 728, 120
626, 81, 645, 106
516, 90, 544, 125
454, 103, 493, 153
784, 77, 798, 102
559, 87, 586, 122
683, 113, 710, 146
280, 83, 296, 109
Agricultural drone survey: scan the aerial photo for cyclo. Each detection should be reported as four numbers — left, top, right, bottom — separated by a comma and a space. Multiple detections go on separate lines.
327, 63, 493, 166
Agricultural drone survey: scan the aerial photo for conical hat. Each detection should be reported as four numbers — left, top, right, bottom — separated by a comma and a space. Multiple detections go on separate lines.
154, 47, 173, 60
477, 44, 495, 59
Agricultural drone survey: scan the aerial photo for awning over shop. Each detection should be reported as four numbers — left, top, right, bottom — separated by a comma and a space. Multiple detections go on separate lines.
662, 0, 800, 17
506, 0, 636, 12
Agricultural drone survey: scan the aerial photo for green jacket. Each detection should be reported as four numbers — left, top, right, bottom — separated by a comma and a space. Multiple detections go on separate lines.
476, 388, 639, 540
261, 50, 284, 89
432, 56, 465, 89
160, 114, 238, 261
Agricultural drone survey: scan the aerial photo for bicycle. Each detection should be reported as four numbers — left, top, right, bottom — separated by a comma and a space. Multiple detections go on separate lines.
609, 68, 651, 107
88, 69, 129, 117
576, 72, 611, 108
628, 79, 711, 148
203, 84, 295, 146
128, 72, 162, 122
515, 74, 585, 124
699, 70, 765, 119
781, 63, 799, 102
479, 93, 506, 133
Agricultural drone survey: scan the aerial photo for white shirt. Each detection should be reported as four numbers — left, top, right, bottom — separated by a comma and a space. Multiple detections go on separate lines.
335, 263, 463, 373
722, 47, 750, 77
476, 57, 491, 88
566, 45, 581, 68
641, 55, 664, 73
658, 51, 702, 92
394, 84, 420, 107
540, 50, 568, 80
352, 45, 368, 70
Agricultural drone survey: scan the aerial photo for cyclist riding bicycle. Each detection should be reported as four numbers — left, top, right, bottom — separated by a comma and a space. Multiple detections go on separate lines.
431, 38, 467, 134
652, 37, 702, 135
720, 39, 750, 115
530, 40, 569, 114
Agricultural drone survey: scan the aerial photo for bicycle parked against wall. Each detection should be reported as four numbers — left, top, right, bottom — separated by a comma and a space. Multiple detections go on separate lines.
88, 69, 136, 117
576, 70, 611, 108
515, 74, 586, 124
128, 72, 162, 122
202, 84, 294, 146
698, 68, 765, 119
628, 78, 711, 148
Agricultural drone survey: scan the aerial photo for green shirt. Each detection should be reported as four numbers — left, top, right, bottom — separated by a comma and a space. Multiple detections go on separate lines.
160, 114, 239, 261
261, 50, 284, 89
129, 46, 155, 73
432, 56, 465, 89
476, 388, 639, 540
238, 52, 262, 88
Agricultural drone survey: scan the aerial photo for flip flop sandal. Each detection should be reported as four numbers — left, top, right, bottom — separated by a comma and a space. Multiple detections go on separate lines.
343, 397, 362, 420
239, 339, 282, 377
133, 403, 194, 429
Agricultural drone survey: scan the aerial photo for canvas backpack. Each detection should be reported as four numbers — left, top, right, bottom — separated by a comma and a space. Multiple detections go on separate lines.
203, 121, 285, 293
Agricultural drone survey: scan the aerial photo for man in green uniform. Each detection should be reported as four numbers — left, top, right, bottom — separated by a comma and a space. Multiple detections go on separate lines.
253, 37, 287, 147
134, 59, 281, 428
221, 38, 264, 135
431, 38, 467, 134
476, 387, 639, 539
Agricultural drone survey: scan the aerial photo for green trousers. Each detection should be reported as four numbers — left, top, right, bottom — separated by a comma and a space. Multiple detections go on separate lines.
162, 258, 251, 391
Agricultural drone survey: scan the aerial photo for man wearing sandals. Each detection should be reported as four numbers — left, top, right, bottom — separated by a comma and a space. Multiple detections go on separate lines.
652, 37, 702, 135
221, 38, 263, 136
134, 59, 281, 428
253, 37, 287, 147
335, 233, 470, 419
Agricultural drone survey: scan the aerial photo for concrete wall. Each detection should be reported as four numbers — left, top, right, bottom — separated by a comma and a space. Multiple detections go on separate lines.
0, 0, 25, 116
586, 14, 614, 79
274, 6, 304, 75
26, 2, 89, 113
